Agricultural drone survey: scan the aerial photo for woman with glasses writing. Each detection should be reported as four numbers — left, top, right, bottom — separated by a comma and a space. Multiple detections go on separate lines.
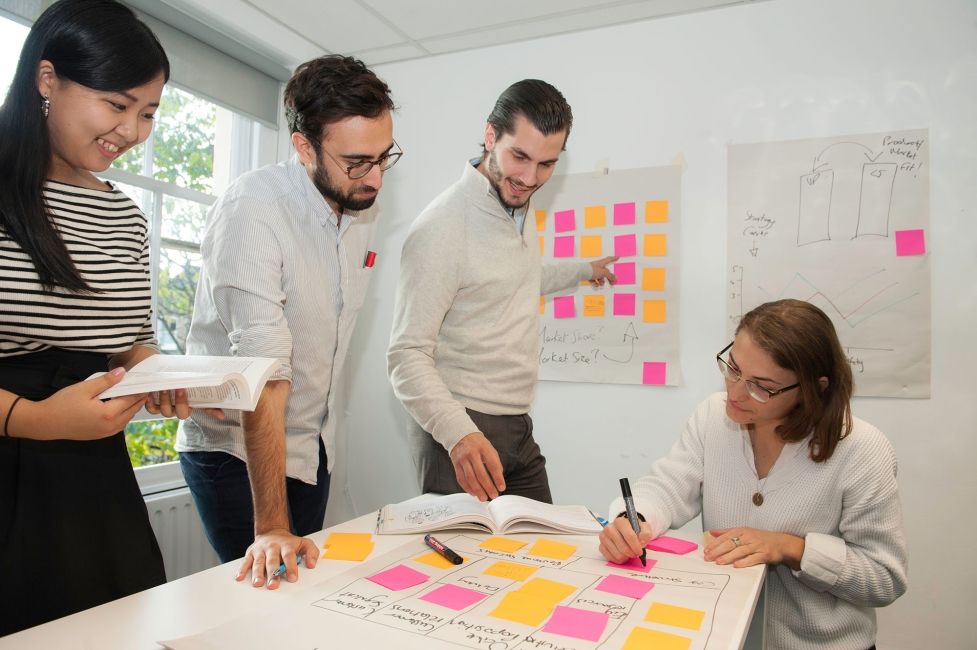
599, 299, 907, 650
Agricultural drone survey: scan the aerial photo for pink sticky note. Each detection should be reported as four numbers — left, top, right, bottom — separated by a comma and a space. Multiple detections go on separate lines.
543, 605, 610, 642
614, 234, 637, 257
647, 535, 699, 555
613, 293, 636, 316
420, 584, 487, 610
642, 362, 666, 385
613, 262, 636, 285
553, 296, 576, 319
367, 564, 429, 590
595, 574, 655, 600
606, 557, 657, 574
554, 210, 576, 233
554, 236, 575, 258
613, 202, 636, 225
895, 229, 925, 256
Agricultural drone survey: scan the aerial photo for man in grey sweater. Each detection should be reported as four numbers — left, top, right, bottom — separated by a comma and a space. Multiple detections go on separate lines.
388, 80, 616, 503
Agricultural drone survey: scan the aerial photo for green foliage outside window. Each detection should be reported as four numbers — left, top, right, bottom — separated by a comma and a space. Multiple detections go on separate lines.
126, 418, 180, 467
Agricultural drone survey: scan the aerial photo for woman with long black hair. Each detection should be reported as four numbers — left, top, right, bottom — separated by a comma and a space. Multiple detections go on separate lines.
0, 0, 185, 635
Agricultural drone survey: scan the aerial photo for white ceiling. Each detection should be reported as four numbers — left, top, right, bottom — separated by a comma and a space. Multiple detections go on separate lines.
143, 0, 768, 79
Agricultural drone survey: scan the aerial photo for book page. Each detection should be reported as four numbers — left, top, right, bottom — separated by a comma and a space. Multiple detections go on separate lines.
131, 355, 263, 375
379, 494, 493, 534
487, 495, 602, 534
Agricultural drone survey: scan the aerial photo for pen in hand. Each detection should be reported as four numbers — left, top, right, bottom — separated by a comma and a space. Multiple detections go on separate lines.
620, 477, 647, 567
271, 554, 303, 579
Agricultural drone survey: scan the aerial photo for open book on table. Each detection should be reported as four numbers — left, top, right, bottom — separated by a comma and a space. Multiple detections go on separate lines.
377, 492, 603, 535
90, 355, 281, 410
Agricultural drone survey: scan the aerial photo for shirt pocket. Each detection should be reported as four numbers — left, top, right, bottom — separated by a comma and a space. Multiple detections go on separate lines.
343, 264, 374, 313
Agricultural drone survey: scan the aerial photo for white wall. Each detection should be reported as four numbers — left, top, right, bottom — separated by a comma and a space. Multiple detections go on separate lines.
326, 0, 977, 647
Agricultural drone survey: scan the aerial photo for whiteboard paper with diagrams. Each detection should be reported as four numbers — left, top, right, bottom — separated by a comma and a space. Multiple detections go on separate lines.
727, 129, 930, 397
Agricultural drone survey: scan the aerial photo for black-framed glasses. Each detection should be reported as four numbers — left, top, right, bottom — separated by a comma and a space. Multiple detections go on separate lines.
320, 139, 403, 179
715, 342, 800, 403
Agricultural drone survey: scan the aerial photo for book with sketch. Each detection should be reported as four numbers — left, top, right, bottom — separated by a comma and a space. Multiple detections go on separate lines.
376, 492, 603, 535
91, 355, 280, 410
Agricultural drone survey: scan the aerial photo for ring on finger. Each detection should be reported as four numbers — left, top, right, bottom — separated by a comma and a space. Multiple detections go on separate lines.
730, 536, 741, 548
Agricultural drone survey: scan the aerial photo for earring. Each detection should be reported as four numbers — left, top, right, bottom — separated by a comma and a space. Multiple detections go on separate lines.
42, 95, 50, 118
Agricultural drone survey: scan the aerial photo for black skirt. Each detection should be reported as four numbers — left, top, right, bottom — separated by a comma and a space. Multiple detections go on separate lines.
0, 349, 166, 637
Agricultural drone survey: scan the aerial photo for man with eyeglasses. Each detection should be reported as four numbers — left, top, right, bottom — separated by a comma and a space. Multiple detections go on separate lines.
177, 55, 399, 588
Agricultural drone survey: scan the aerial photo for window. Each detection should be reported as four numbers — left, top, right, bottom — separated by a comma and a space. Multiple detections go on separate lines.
0, 15, 28, 97
101, 85, 262, 469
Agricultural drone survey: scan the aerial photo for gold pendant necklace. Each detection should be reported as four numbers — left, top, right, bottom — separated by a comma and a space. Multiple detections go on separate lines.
752, 491, 764, 506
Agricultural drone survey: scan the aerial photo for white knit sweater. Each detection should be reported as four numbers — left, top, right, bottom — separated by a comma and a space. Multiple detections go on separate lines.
610, 392, 908, 650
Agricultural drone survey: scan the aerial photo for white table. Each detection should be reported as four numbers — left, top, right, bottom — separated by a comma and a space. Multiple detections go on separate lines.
0, 513, 765, 649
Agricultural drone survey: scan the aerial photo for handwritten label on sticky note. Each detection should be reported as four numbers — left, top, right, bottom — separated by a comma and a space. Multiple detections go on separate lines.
584, 205, 606, 228
614, 234, 637, 257
543, 605, 610, 642
583, 294, 605, 317
645, 200, 669, 223
484, 561, 538, 581
613, 202, 636, 225
644, 233, 667, 256
624, 626, 692, 650
643, 299, 666, 323
613, 293, 636, 316
367, 564, 429, 590
895, 229, 926, 256
553, 296, 575, 319
642, 267, 666, 291
614, 262, 636, 285
420, 584, 487, 610
554, 236, 574, 258
645, 602, 705, 631
554, 210, 576, 233
480, 537, 528, 553
642, 362, 667, 385
606, 556, 657, 573
646, 535, 698, 554
580, 235, 603, 257
596, 574, 655, 600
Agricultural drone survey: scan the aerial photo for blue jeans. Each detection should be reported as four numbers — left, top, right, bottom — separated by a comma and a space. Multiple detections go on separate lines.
180, 438, 329, 563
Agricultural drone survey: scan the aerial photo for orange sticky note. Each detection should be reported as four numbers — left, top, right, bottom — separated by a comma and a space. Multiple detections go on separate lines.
644, 602, 705, 631
323, 532, 372, 547
580, 235, 603, 257
539, 296, 545, 314
516, 578, 577, 603
480, 537, 528, 553
489, 591, 554, 626
484, 561, 538, 581
535, 210, 546, 232
527, 539, 576, 561
323, 540, 375, 561
539, 236, 544, 256
644, 234, 667, 257
624, 627, 691, 650
645, 200, 669, 223
583, 294, 605, 317
584, 205, 606, 228
642, 267, 666, 291
643, 299, 666, 323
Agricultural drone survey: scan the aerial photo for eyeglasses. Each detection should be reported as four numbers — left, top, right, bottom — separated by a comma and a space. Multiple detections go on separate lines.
715, 342, 800, 403
320, 139, 403, 179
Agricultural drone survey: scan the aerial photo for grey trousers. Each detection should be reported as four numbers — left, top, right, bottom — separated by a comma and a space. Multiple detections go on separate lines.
407, 408, 553, 503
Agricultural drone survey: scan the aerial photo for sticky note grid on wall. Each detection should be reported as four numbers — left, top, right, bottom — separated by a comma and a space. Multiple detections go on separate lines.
534, 166, 682, 386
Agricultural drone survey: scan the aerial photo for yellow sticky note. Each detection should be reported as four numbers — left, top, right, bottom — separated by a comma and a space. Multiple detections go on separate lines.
526, 539, 576, 561
643, 299, 667, 323
584, 205, 606, 228
539, 236, 544, 256
645, 602, 706, 631
323, 532, 372, 547
624, 627, 691, 650
322, 540, 374, 561
583, 294, 605, 317
642, 267, 666, 291
644, 233, 667, 257
484, 561, 538, 581
480, 537, 528, 553
516, 578, 577, 603
645, 200, 669, 223
539, 296, 545, 315
535, 210, 546, 232
489, 592, 554, 627
415, 551, 466, 569
580, 235, 603, 258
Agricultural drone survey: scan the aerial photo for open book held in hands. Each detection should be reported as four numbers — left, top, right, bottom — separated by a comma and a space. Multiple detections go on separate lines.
377, 492, 602, 535
91, 355, 281, 411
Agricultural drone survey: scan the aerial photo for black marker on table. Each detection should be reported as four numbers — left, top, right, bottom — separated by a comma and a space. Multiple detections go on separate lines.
620, 477, 647, 567
424, 534, 463, 565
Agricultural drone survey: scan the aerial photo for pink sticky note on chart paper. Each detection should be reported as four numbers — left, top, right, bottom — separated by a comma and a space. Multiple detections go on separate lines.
543, 605, 610, 642
613, 293, 636, 316
606, 556, 657, 573
554, 210, 576, 233
596, 574, 655, 600
367, 564, 429, 590
614, 234, 637, 257
554, 236, 575, 257
647, 535, 699, 555
642, 362, 666, 385
613, 262, 636, 285
895, 229, 926, 256
421, 584, 487, 610
553, 296, 576, 319
613, 202, 636, 225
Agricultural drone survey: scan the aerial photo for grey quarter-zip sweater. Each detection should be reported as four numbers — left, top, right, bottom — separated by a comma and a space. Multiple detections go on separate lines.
388, 161, 591, 453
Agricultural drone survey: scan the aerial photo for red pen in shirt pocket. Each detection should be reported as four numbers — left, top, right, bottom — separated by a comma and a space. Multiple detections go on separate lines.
364, 250, 377, 268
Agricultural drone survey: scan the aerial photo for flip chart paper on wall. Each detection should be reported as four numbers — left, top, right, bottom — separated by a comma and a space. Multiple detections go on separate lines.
535, 166, 682, 387
542, 606, 610, 642
727, 129, 931, 397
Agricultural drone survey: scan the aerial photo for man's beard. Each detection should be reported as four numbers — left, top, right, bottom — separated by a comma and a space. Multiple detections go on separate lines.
485, 148, 535, 210
311, 151, 378, 212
